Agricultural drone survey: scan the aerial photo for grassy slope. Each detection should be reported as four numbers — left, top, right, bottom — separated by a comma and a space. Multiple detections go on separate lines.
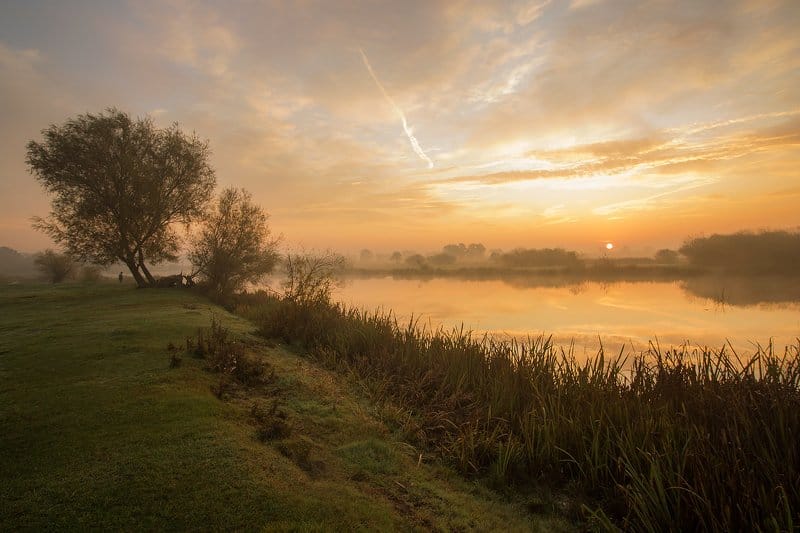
0, 283, 568, 531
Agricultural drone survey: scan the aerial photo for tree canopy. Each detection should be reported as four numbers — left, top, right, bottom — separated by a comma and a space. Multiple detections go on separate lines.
26, 108, 216, 287
189, 187, 279, 296
679, 231, 800, 273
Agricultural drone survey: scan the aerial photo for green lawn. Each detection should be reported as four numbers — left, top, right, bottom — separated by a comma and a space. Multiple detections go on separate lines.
0, 283, 568, 531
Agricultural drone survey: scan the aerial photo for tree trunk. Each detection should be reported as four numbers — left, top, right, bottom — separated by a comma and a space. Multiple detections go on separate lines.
137, 249, 156, 285
123, 255, 148, 287
139, 261, 156, 285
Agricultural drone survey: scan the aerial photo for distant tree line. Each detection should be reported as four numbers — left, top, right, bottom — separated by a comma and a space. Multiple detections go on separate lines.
491, 247, 584, 269
680, 231, 800, 273
362, 231, 799, 275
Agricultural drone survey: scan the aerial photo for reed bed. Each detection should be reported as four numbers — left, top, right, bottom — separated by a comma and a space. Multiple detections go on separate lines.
236, 292, 799, 531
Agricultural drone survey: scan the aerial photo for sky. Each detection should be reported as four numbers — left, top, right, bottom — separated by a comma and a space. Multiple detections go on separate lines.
1, 0, 798, 256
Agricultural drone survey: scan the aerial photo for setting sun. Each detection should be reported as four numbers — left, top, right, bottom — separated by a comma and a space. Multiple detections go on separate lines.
606, 242, 614, 250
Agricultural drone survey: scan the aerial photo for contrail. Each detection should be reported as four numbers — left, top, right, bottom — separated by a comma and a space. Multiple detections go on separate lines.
359, 48, 434, 169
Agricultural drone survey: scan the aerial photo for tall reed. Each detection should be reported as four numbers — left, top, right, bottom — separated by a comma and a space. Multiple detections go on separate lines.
238, 292, 799, 531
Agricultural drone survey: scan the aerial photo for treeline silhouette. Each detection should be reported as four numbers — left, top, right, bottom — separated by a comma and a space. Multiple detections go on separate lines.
680, 230, 800, 273
493, 247, 583, 269
0, 246, 35, 279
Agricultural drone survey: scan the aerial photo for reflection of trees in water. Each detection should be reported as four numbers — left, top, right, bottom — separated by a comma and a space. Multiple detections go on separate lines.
680, 275, 800, 307
500, 276, 586, 292
344, 267, 800, 307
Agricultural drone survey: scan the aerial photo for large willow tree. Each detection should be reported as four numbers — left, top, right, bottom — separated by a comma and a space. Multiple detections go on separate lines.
26, 108, 216, 287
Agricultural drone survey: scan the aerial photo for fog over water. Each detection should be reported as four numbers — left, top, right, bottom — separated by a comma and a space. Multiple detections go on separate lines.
335, 277, 800, 358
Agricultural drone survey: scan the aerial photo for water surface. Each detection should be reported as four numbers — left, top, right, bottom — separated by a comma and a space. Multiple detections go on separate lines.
335, 276, 800, 357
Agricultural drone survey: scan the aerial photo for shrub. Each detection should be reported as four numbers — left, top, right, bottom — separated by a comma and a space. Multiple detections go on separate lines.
190, 318, 273, 387
34, 249, 74, 283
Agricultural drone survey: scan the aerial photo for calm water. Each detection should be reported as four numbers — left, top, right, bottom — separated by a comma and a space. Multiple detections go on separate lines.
334, 276, 800, 357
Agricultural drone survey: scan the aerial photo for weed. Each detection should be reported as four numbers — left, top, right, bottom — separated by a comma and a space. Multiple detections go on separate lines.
251, 400, 291, 441
240, 293, 800, 531
167, 341, 182, 368
191, 318, 274, 387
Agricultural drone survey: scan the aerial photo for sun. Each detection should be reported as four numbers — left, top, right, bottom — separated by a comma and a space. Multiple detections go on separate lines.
606, 242, 614, 250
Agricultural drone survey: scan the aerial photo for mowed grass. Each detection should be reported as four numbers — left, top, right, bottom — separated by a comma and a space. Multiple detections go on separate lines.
0, 283, 562, 531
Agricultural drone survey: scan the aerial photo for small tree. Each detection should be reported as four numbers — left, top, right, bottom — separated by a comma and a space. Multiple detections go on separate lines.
190, 188, 279, 296
34, 249, 74, 283
26, 108, 216, 287
466, 243, 486, 260
427, 252, 456, 266
442, 243, 467, 257
283, 251, 346, 305
654, 248, 680, 264
405, 254, 426, 268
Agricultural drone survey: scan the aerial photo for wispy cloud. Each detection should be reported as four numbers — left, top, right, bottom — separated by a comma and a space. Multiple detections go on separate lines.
359, 48, 434, 169
591, 176, 718, 216
444, 117, 800, 187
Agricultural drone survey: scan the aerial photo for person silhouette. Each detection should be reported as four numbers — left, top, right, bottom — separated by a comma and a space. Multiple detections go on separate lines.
118, 271, 123, 283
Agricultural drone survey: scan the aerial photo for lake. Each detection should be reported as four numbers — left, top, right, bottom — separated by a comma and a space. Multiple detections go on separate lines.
334, 275, 800, 357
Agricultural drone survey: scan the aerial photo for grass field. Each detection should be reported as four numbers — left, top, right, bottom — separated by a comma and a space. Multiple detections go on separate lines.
0, 283, 568, 530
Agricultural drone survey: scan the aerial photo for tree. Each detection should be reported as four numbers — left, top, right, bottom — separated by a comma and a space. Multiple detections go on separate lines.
34, 249, 74, 283
282, 250, 346, 305
190, 188, 279, 296
26, 108, 216, 287
442, 243, 467, 257
466, 243, 486, 259
654, 248, 680, 264
405, 254, 426, 268
679, 231, 800, 273
427, 252, 456, 266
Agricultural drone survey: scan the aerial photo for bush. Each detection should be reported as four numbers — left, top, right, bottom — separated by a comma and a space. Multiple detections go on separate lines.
34, 249, 74, 283
282, 250, 345, 305
78, 264, 103, 282
190, 318, 273, 388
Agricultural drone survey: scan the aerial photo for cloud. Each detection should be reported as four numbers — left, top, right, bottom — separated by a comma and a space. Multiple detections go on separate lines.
359, 49, 434, 168
591, 176, 718, 216
444, 114, 800, 186
131, 0, 241, 78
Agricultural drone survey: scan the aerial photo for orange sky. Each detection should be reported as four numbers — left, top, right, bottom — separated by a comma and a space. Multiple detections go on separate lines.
1, 0, 798, 255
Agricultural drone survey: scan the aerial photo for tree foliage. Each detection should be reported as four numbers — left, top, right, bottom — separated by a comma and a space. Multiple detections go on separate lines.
34, 249, 74, 283
679, 230, 800, 273
26, 108, 216, 287
190, 188, 279, 296
493, 247, 584, 269
654, 248, 680, 264
442, 242, 486, 261
427, 252, 456, 266
283, 251, 346, 305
